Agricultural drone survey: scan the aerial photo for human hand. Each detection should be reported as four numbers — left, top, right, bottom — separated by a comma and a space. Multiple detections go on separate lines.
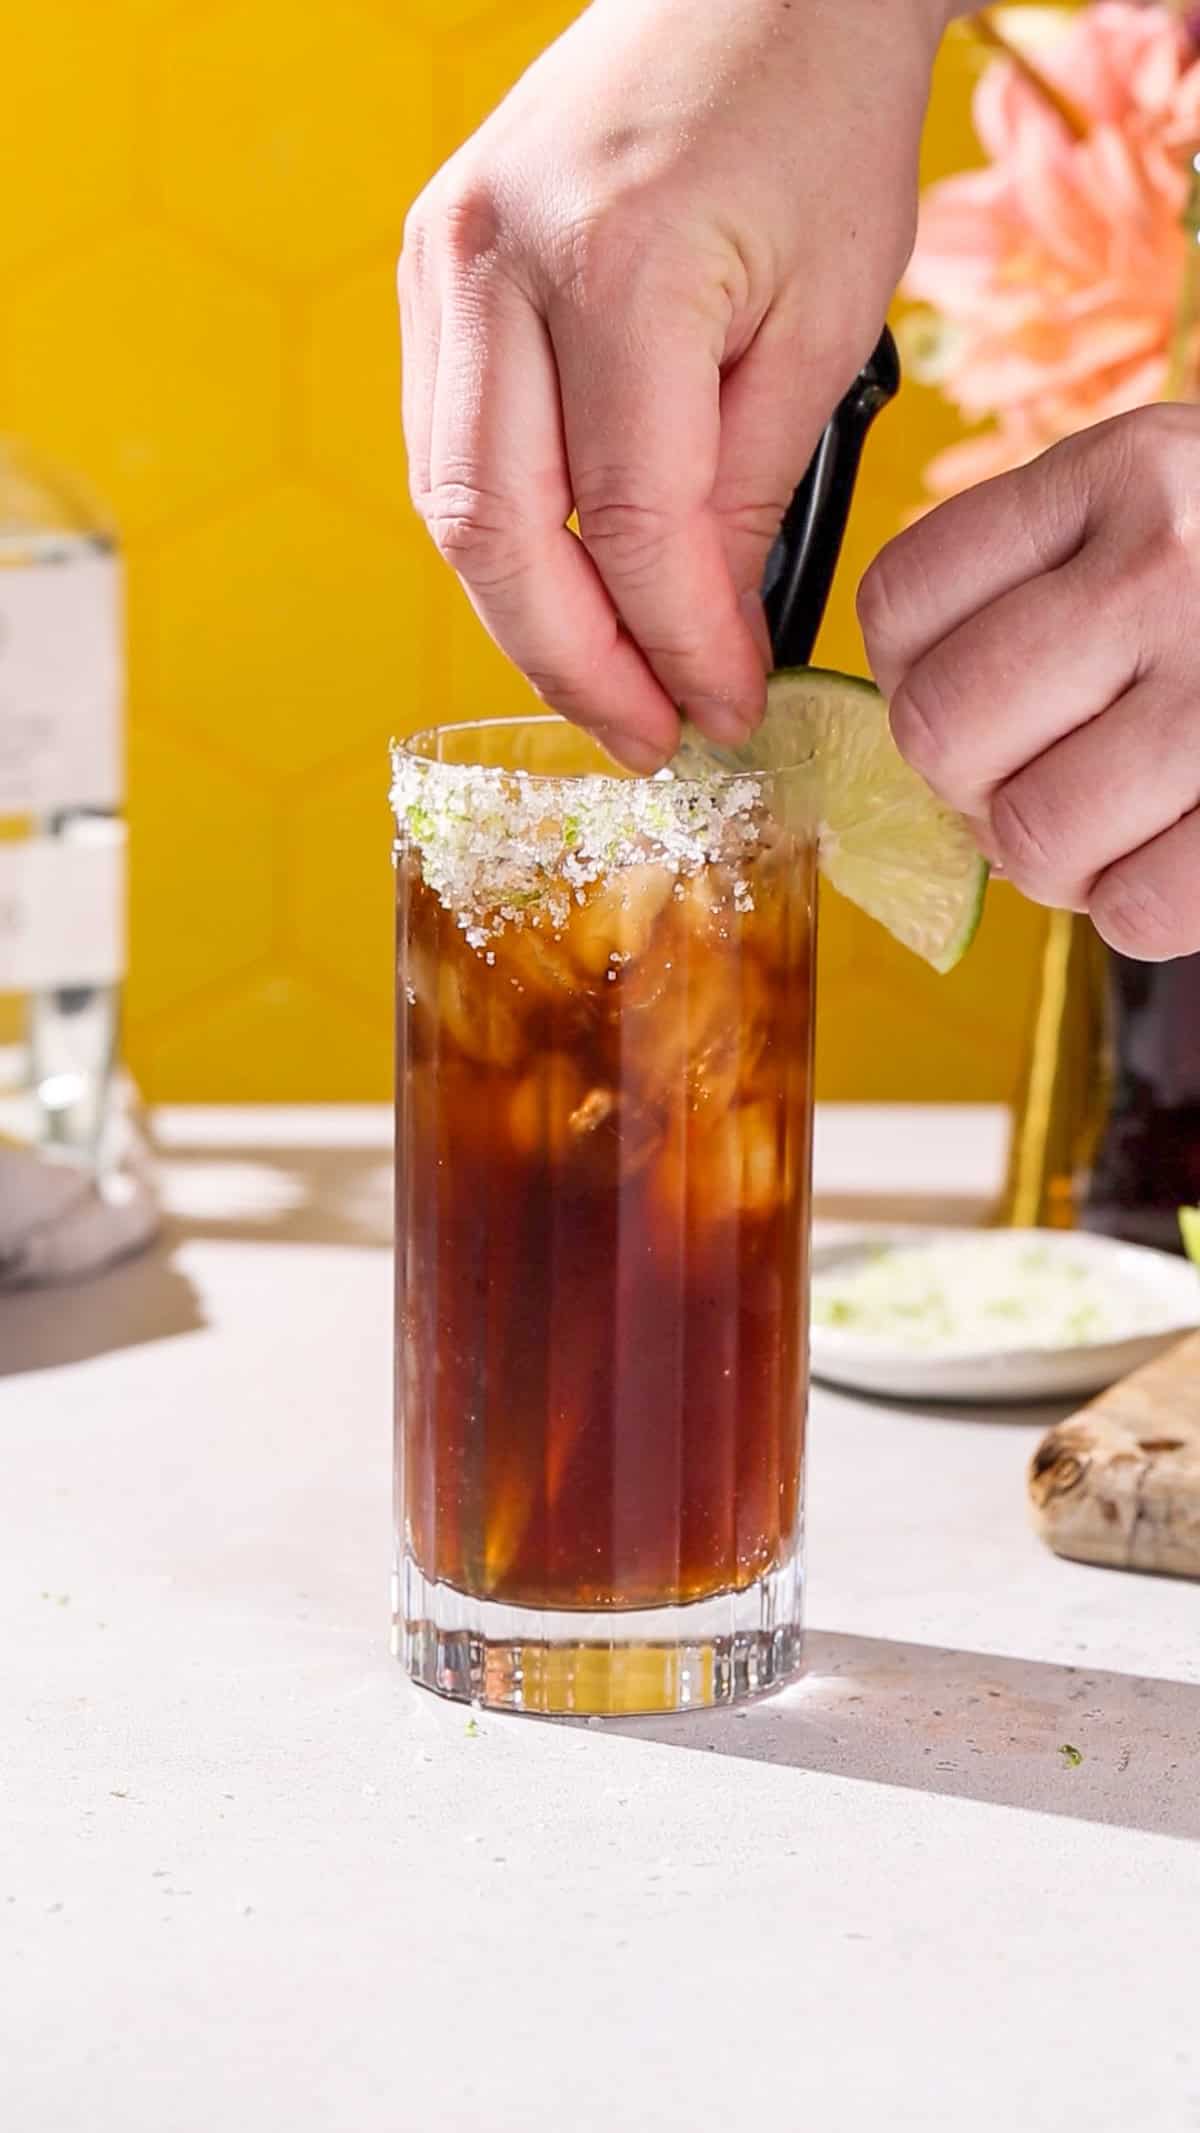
859, 406, 1200, 961
400, 0, 951, 770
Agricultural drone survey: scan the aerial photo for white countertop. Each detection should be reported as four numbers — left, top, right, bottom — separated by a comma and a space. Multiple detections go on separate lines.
4, 1105, 1200, 2133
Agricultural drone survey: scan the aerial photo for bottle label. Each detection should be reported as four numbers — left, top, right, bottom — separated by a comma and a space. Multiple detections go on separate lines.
0, 825, 126, 988
0, 554, 123, 813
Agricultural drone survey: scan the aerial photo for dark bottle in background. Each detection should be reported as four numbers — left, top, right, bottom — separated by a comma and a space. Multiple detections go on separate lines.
1082, 953, 1200, 1251
1000, 910, 1111, 1236
1003, 916, 1200, 1254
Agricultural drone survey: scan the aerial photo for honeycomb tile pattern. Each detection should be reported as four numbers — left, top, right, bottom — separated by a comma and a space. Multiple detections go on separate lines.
0, 2, 139, 274
0, 2, 1048, 1100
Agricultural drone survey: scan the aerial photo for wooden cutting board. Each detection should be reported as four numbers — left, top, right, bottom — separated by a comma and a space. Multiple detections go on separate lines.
1029, 1330, 1200, 1578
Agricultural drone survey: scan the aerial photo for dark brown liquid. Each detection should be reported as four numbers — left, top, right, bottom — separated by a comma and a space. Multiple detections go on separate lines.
396, 847, 814, 1612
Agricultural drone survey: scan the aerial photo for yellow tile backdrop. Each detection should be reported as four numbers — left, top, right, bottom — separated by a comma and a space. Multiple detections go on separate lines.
0, 0, 1051, 1100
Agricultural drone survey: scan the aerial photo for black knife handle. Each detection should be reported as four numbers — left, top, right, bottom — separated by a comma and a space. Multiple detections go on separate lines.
762, 327, 900, 670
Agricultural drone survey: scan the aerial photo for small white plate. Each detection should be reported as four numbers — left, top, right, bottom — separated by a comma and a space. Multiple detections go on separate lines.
809, 1225, 1200, 1405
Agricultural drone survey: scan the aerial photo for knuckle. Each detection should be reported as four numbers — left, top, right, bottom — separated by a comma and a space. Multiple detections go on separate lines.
400, 177, 451, 286
636, 632, 711, 675
405, 457, 428, 518
856, 550, 903, 656
1121, 524, 1187, 600
857, 535, 937, 693
1014, 446, 1085, 570
721, 496, 791, 552
545, 208, 621, 310
1108, 518, 1199, 659
439, 178, 505, 272
989, 781, 1055, 882
420, 480, 523, 585
400, 175, 429, 242
522, 666, 572, 709
523, 667, 593, 717
575, 487, 676, 579
1108, 406, 1200, 546
402, 169, 509, 282
552, 199, 635, 290
1127, 402, 1193, 489
548, 195, 682, 312
1090, 864, 1181, 961
887, 667, 955, 789
399, 203, 428, 287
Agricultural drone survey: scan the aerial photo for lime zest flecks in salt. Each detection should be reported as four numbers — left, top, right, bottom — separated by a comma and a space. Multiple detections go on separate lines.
389, 745, 763, 946
811, 1234, 1185, 1356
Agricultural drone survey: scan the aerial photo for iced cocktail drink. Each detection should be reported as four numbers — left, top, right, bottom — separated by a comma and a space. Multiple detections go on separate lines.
392, 717, 815, 1715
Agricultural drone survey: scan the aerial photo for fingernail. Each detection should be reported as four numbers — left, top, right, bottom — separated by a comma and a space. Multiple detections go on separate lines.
592, 727, 671, 776
686, 697, 757, 748
739, 590, 773, 669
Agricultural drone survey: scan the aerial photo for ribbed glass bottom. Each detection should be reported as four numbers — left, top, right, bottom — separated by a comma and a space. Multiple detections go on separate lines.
395, 1548, 804, 1717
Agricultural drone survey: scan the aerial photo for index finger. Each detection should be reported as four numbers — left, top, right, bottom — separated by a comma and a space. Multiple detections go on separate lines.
550, 290, 769, 747
857, 438, 1094, 701
422, 263, 681, 772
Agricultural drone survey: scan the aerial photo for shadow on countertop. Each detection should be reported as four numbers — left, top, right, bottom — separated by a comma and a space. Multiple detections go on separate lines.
152, 1139, 393, 1251
602, 1628, 1200, 1841
0, 1241, 203, 1377
0, 1137, 391, 1379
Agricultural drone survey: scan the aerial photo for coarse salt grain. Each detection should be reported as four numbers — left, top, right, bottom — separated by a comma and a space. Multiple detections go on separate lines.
389, 745, 764, 946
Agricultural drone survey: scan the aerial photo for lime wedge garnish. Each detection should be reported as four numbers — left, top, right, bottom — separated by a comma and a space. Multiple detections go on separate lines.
1180, 1207, 1200, 1268
682, 666, 988, 974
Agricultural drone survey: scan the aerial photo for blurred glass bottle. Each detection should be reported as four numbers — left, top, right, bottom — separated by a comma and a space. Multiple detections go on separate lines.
1000, 908, 1112, 1233
1081, 951, 1200, 1247
1001, 898, 1200, 1255
1003, 150, 1200, 1250
0, 439, 125, 1163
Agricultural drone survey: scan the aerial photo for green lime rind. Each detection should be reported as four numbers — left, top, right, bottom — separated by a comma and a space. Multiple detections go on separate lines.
917, 847, 989, 976
681, 666, 989, 975
1180, 1206, 1200, 1268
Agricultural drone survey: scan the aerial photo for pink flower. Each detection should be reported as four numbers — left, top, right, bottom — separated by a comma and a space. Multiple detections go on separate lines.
905, 3, 1200, 499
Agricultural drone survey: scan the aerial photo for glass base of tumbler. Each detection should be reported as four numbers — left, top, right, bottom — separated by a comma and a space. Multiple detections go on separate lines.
395, 1550, 803, 1717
